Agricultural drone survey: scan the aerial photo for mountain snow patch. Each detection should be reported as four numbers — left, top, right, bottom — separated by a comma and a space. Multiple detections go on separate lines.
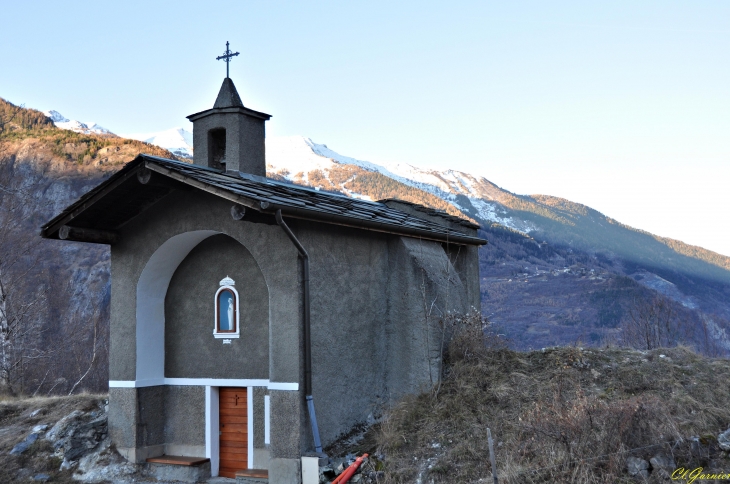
468, 198, 535, 234
123, 128, 194, 159
43, 110, 113, 135
266, 136, 339, 178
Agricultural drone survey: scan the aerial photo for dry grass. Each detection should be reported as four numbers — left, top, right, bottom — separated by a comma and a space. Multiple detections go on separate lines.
377, 341, 730, 483
0, 394, 106, 483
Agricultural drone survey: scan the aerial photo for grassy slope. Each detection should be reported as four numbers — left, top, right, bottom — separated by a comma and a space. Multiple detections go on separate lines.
377, 341, 730, 483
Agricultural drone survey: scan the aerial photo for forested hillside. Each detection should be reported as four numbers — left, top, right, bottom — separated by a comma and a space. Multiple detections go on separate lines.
0, 98, 178, 395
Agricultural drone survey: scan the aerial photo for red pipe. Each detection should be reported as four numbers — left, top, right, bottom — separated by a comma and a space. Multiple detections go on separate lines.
331, 453, 369, 484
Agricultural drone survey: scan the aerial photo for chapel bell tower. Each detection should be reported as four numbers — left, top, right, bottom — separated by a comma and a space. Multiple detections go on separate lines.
187, 76, 272, 176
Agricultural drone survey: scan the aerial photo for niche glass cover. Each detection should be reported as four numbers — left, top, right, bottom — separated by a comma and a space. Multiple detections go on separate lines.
214, 276, 240, 338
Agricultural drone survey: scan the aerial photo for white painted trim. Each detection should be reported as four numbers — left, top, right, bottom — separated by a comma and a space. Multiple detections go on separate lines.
213, 284, 240, 338
264, 395, 270, 445
108, 380, 136, 388
247, 387, 254, 469
213, 333, 240, 339
165, 378, 269, 387
205, 386, 220, 477
132, 378, 166, 387
108, 378, 299, 390
268, 381, 300, 391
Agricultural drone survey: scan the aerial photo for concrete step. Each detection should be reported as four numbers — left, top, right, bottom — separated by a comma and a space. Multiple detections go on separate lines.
145, 455, 212, 482
235, 468, 268, 484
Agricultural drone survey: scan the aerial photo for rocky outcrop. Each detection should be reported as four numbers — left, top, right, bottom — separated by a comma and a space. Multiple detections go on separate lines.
5, 397, 139, 482
626, 456, 650, 479
719, 427, 730, 452
46, 408, 107, 464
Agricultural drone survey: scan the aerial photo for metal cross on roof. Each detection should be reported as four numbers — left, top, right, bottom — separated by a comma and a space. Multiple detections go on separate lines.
216, 41, 240, 78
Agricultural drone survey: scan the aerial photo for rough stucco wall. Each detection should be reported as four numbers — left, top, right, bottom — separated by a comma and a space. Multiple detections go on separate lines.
108, 388, 137, 449
384, 237, 469, 403
137, 386, 166, 448
109, 190, 301, 383
235, 115, 266, 176
297, 221, 390, 446
253, 387, 267, 449
107, 183, 481, 459
191, 118, 211, 168
109, 241, 144, 381
108, 190, 303, 459
269, 390, 304, 459
165, 234, 269, 379
300, 220, 474, 448
165, 386, 206, 447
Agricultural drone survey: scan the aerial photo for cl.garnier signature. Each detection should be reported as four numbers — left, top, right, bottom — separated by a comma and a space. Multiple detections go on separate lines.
672, 467, 730, 483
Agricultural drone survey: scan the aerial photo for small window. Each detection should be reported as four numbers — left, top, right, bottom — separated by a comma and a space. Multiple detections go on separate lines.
214, 276, 240, 338
208, 128, 227, 169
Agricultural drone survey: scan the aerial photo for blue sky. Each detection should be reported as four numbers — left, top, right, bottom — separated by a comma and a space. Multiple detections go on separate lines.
3, 1, 730, 255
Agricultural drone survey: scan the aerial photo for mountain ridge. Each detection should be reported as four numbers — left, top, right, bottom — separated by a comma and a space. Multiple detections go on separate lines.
2, 98, 728, 356
43, 109, 112, 135
24, 106, 730, 279
264, 135, 730, 278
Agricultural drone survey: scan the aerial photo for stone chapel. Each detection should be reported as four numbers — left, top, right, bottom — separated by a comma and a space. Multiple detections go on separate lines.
41, 75, 486, 483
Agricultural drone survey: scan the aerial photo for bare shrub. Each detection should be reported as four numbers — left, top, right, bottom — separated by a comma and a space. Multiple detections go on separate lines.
443, 310, 506, 365
621, 296, 686, 350
0, 164, 50, 395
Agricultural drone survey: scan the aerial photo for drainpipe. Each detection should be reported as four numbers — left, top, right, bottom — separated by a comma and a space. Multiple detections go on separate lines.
275, 209, 323, 454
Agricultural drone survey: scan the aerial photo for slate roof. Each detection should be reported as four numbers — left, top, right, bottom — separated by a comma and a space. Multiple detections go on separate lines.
41, 155, 487, 246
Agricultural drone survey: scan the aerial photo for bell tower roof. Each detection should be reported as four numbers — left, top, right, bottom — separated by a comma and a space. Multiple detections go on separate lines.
186, 77, 271, 122
213, 77, 244, 109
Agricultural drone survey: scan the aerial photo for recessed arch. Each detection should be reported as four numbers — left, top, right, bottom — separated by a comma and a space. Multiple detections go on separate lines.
135, 230, 220, 384
135, 229, 273, 384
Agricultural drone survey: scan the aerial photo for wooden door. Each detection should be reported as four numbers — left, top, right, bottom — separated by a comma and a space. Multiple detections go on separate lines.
219, 387, 248, 478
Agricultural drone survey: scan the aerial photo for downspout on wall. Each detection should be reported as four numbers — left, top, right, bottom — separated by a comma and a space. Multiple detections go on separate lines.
275, 209, 323, 454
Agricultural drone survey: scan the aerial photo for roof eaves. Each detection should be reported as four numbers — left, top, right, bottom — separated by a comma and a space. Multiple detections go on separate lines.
40, 156, 148, 238
40, 154, 487, 246
186, 105, 272, 122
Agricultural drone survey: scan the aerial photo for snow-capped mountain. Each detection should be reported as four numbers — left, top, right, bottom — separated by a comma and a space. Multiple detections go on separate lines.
128, 130, 730, 290
116, 129, 730, 353
123, 128, 194, 159
43, 110, 113, 135
128, 130, 525, 230
265, 135, 534, 233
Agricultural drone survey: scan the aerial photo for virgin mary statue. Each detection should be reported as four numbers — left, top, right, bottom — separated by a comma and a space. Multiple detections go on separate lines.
226, 297, 234, 330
